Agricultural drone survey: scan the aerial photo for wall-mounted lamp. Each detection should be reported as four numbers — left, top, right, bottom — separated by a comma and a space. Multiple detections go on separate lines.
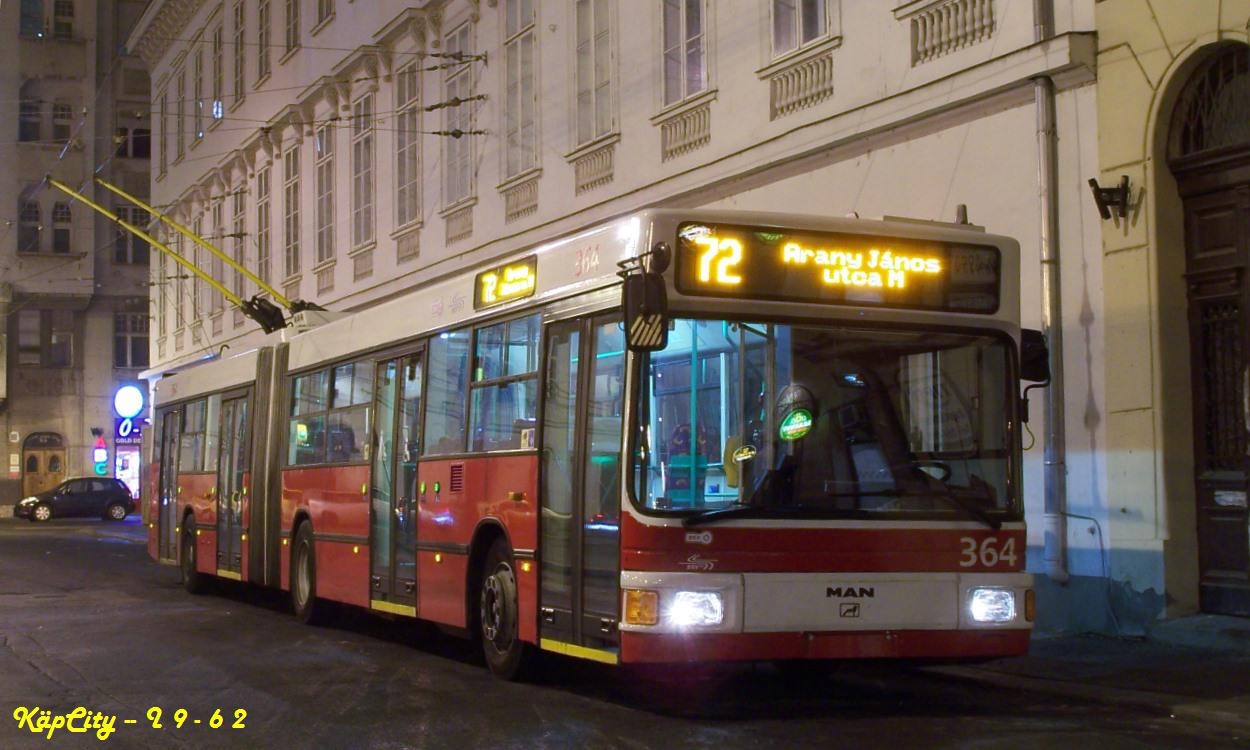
1088, 176, 1130, 220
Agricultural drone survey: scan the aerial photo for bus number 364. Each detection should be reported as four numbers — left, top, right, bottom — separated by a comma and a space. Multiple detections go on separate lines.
959, 537, 1018, 568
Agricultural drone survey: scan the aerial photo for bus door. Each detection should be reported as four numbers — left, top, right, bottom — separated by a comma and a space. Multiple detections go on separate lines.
370, 350, 424, 613
157, 409, 181, 561
215, 395, 250, 577
540, 315, 625, 650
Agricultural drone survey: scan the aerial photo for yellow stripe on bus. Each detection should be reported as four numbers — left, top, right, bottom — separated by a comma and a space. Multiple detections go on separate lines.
216, 570, 242, 581
370, 600, 417, 617
539, 638, 620, 665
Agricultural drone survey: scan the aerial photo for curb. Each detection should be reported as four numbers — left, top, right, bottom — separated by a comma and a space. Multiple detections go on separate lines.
926, 665, 1250, 733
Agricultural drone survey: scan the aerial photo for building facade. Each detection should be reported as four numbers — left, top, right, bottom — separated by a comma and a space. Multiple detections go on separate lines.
128, 0, 1136, 630
1, 0, 152, 505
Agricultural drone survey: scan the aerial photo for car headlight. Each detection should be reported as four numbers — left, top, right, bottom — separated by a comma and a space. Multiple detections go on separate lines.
666, 591, 724, 628
968, 587, 1016, 623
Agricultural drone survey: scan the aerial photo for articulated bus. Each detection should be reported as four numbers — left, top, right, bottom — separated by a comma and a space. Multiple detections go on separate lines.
147, 209, 1037, 678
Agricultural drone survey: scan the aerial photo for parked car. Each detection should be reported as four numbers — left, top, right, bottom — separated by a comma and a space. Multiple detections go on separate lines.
13, 478, 135, 522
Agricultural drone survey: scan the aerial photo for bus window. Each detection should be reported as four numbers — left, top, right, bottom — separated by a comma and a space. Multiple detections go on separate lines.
289, 370, 330, 465
470, 314, 540, 451
424, 329, 471, 455
179, 399, 207, 471
328, 361, 374, 463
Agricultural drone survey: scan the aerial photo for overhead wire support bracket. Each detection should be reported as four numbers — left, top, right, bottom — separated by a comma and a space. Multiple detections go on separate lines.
423, 94, 488, 112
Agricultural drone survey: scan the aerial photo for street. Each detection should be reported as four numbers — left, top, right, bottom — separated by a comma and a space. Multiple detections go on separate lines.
0, 518, 1239, 749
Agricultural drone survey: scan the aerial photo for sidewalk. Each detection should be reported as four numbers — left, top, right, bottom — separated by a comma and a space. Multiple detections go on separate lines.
929, 616, 1250, 732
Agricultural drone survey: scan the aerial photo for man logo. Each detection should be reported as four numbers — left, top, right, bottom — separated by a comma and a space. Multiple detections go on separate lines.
839, 603, 861, 618
826, 586, 875, 598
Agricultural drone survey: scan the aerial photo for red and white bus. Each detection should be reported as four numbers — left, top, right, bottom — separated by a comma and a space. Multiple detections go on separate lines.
147, 209, 1039, 678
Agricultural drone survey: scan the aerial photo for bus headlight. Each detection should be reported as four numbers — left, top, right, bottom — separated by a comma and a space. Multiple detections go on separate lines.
968, 588, 1016, 623
667, 591, 724, 628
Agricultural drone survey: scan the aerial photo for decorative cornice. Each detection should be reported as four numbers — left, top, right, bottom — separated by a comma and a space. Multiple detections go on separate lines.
129, 0, 209, 70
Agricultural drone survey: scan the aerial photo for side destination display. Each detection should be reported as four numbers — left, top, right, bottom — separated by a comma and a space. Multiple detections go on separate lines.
673, 221, 1001, 313
474, 255, 538, 310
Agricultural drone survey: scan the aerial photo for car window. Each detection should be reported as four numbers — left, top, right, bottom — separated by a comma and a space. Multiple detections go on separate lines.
64, 479, 90, 494
90, 480, 111, 492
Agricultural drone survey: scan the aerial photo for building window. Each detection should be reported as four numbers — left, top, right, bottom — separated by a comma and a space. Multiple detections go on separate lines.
211, 200, 224, 313
115, 125, 151, 159
20, 0, 43, 39
256, 166, 271, 285
444, 24, 474, 206
285, 0, 299, 54
158, 92, 168, 172
772, 0, 826, 57
351, 94, 374, 248
395, 64, 421, 229
176, 71, 186, 157
157, 251, 168, 336
52, 0, 73, 40
283, 145, 301, 278
176, 234, 188, 326
18, 201, 40, 253
575, 0, 613, 145
19, 97, 41, 142
258, 0, 272, 80
212, 25, 224, 120
232, 188, 246, 298
233, 1, 246, 104
51, 102, 73, 142
317, 0, 333, 24
52, 202, 71, 253
314, 125, 334, 264
193, 48, 204, 139
192, 216, 204, 317
114, 206, 150, 264
114, 313, 150, 369
504, 0, 537, 178
661, 0, 705, 106
16, 310, 73, 368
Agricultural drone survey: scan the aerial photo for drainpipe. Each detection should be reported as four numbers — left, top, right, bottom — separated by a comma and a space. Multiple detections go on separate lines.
1034, 0, 1069, 583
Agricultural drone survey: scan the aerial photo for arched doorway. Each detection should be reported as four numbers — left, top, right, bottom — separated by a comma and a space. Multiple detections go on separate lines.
1169, 44, 1250, 616
22, 433, 66, 497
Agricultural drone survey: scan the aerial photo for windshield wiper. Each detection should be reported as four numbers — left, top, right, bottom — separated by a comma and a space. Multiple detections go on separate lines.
821, 487, 1001, 530
683, 502, 808, 527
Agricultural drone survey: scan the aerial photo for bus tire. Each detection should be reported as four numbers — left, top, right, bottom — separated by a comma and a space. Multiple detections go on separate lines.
478, 537, 531, 680
291, 522, 330, 625
181, 524, 207, 595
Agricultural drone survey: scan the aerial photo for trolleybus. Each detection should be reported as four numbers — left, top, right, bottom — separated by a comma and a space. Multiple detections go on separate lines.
147, 209, 1041, 678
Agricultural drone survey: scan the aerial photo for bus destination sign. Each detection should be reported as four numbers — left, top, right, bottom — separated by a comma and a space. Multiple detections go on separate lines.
674, 222, 1000, 313
474, 255, 538, 310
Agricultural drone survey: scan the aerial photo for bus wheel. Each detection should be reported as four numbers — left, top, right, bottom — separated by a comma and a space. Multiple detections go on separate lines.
291, 522, 330, 625
181, 525, 207, 595
479, 538, 531, 680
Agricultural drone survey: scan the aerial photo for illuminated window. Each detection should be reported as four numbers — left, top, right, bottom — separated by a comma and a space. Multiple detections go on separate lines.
351, 94, 375, 248
395, 64, 421, 228
574, 0, 614, 145
179, 400, 207, 471
314, 124, 334, 264
258, 0, 272, 80
52, 202, 71, 254
772, 0, 826, 57
212, 25, 224, 120
423, 329, 472, 455
469, 314, 541, 451
18, 199, 41, 253
288, 362, 373, 465
283, 145, 301, 277
256, 166, 271, 284
503, 0, 537, 178
661, 0, 705, 107
443, 23, 475, 206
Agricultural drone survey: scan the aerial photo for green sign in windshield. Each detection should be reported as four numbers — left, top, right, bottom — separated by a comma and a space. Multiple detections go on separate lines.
779, 409, 813, 441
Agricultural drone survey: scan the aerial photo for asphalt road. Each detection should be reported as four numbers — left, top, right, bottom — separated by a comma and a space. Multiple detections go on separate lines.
0, 517, 1239, 749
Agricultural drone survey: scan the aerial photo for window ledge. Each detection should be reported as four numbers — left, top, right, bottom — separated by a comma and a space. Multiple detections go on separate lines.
650, 88, 718, 125
757, 34, 843, 79
282, 273, 302, 287
208, 116, 224, 132
348, 240, 376, 257
189, 136, 204, 151
172, 154, 185, 166
229, 96, 245, 113
312, 258, 336, 273
279, 46, 300, 66
390, 220, 423, 240
564, 131, 620, 163
310, 14, 335, 37
438, 195, 478, 219
496, 167, 542, 193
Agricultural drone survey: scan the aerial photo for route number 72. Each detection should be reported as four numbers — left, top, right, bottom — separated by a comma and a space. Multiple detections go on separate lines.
959, 537, 1017, 567
694, 236, 744, 286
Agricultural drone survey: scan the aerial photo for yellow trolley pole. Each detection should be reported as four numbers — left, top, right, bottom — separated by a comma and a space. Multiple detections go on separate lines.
94, 176, 295, 310
47, 177, 245, 309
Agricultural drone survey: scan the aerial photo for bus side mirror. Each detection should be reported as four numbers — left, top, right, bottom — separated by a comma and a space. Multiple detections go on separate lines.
623, 273, 669, 352
1020, 329, 1050, 383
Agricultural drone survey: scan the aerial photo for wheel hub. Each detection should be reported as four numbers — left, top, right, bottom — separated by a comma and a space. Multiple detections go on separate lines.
481, 565, 514, 649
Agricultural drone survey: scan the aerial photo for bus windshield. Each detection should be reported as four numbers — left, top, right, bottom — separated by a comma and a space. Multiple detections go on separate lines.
631, 319, 1017, 522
